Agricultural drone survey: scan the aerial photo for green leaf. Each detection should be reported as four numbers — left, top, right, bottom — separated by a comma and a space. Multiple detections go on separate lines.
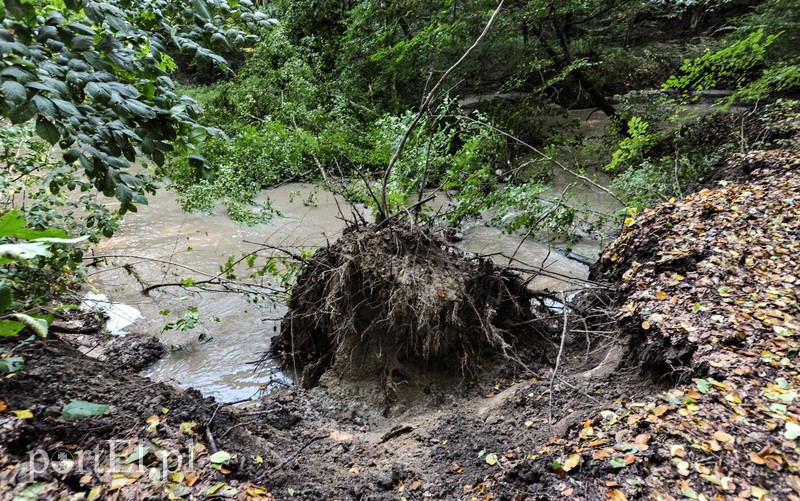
0, 320, 24, 338
695, 379, 712, 394
0, 285, 12, 314
1, 66, 34, 81
67, 23, 95, 36
62, 400, 109, 419
485, 453, 498, 466
610, 456, 626, 468
52, 98, 80, 117
0, 242, 53, 261
70, 35, 94, 51
0, 355, 25, 372
84, 82, 113, 104
785, 421, 800, 441
192, 0, 212, 21
115, 183, 133, 207
9, 100, 37, 124
32, 235, 89, 244
2, 79, 27, 105
124, 100, 156, 119
11, 314, 51, 338
0, 210, 26, 237
209, 450, 231, 464
125, 445, 150, 463
13, 226, 69, 240
207, 483, 225, 495
12, 481, 52, 501
4, 0, 34, 20
36, 116, 60, 145
32, 95, 55, 116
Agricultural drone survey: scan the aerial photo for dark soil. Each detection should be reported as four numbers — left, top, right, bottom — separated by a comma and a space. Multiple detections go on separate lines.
0, 279, 665, 500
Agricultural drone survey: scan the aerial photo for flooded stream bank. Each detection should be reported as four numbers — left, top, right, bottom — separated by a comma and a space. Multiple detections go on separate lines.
89, 176, 618, 402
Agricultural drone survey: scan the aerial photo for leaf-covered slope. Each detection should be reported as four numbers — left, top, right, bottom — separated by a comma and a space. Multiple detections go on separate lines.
521, 147, 800, 500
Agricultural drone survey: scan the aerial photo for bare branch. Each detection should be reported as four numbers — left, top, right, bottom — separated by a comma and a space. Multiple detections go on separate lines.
378, 0, 506, 219
548, 291, 569, 437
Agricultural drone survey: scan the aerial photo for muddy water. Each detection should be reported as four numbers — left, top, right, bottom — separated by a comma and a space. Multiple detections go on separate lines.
89, 186, 350, 402
90, 178, 617, 403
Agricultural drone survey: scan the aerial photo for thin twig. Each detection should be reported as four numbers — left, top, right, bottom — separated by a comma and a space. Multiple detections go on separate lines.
268, 434, 330, 475
206, 403, 223, 428
218, 422, 248, 440
548, 291, 569, 437
508, 183, 573, 265
205, 427, 218, 454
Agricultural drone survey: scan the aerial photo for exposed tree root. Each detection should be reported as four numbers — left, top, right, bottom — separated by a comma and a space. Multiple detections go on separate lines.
269, 223, 553, 389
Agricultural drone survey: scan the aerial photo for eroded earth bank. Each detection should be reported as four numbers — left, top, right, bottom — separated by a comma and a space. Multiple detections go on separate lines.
1, 146, 799, 500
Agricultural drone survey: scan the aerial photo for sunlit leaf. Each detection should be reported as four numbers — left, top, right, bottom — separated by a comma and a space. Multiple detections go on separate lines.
562, 454, 581, 472
10, 314, 50, 338
785, 421, 800, 440
0, 356, 25, 372
12, 409, 33, 419
210, 450, 232, 464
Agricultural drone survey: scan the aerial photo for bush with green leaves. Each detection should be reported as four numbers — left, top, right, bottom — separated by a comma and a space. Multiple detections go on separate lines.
0, 209, 88, 338
1, 123, 121, 240
169, 28, 376, 221
0, 0, 275, 336
0, 0, 271, 216
0, 124, 120, 315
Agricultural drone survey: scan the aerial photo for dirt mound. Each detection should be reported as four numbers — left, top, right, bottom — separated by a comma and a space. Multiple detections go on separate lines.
476, 146, 800, 499
6, 147, 797, 499
270, 223, 550, 391
0, 334, 275, 500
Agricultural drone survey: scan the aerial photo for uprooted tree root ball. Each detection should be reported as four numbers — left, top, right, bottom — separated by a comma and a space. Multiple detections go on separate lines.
269, 223, 553, 389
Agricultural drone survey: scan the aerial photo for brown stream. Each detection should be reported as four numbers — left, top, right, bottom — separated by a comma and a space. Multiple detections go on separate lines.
87, 176, 618, 403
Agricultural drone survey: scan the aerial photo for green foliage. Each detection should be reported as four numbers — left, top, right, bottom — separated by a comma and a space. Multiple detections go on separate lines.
605, 117, 660, 172
160, 305, 200, 334
0, 210, 88, 339
732, 62, 800, 104
61, 399, 109, 419
1, 124, 121, 241
169, 28, 373, 222
0, 123, 118, 314
174, 0, 797, 242
0, 0, 270, 214
663, 28, 794, 106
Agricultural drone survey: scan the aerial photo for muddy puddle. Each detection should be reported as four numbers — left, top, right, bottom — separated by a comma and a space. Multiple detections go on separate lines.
88, 119, 620, 404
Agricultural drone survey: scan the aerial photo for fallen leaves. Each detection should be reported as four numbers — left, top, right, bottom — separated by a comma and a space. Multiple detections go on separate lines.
533, 149, 800, 499
562, 454, 581, 472
10, 409, 32, 419
61, 400, 108, 420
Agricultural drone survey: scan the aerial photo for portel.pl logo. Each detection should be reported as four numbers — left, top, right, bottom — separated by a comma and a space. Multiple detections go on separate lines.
27, 440, 196, 481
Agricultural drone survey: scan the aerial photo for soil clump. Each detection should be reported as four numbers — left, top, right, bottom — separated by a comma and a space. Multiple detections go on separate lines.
269, 223, 551, 402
